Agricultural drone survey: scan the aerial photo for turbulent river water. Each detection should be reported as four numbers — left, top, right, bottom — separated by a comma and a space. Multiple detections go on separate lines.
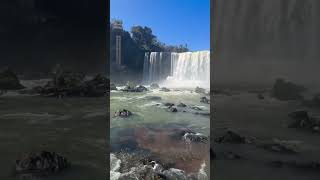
110, 87, 210, 180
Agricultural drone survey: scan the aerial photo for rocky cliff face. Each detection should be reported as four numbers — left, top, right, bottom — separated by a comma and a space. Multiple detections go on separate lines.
212, 0, 320, 85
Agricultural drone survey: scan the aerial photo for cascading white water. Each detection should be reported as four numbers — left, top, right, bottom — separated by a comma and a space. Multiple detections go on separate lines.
143, 51, 210, 89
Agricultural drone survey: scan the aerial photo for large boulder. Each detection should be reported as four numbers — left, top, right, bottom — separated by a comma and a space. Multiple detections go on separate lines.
15, 151, 69, 175
0, 68, 25, 90
272, 78, 306, 101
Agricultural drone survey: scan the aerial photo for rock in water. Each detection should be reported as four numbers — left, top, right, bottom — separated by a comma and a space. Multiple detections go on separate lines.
177, 103, 187, 107
150, 83, 160, 89
200, 97, 210, 104
195, 87, 206, 94
110, 83, 118, 91
160, 87, 170, 92
183, 132, 208, 143
168, 106, 178, 112
0, 68, 25, 90
114, 109, 132, 117
272, 78, 306, 101
15, 151, 68, 175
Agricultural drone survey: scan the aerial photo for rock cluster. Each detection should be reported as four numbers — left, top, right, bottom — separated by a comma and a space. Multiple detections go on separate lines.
15, 151, 68, 175
36, 72, 109, 97
0, 68, 25, 90
122, 85, 148, 92
288, 110, 320, 132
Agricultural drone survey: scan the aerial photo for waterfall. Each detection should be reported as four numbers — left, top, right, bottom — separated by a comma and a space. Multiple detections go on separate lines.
143, 51, 210, 88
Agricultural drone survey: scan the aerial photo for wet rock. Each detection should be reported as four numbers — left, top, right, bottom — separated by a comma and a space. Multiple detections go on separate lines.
84, 74, 109, 97
123, 85, 148, 92
287, 110, 320, 131
215, 130, 247, 144
272, 78, 306, 101
163, 103, 174, 107
195, 87, 206, 94
168, 106, 178, 113
150, 83, 160, 89
110, 83, 118, 91
183, 132, 208, 144
0, 68, 25, 90
15, 151, 68, 175
200, 97, 210, 104
160, 87, 170, 92
114, 109, 132, 117
177, 103, 187, 107
194, 112, 210, 116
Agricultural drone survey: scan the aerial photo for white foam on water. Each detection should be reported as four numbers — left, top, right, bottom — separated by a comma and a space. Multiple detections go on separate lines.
110, 154, 121, 180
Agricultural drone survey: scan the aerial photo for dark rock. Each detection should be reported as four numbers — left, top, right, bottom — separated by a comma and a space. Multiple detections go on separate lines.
272, 78, 306, 101
122, 85, 148, 92
177, 103, 187, 107
163, 103, 174, 107
0, 68, 25, 90
195, 87, 206, 94
110, 83, 117, 91
287, 110, 319, 131
160, 87, 170, 92
150, 83, 160, 89
183, 132, 208, 143
200, 97, 210, 104
15, 151, 68, 175
168, 107, 178, 112
114, 109, 132, 117
215, 130, 247, 144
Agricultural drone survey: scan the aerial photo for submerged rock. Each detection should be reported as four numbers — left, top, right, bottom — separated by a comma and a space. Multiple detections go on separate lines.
15, 151, 68, 175
195, 87, 206, 94
114, 109, 132, 117
271, 78, 306, 101
144, 96, 162, 101
270, 160, 320, 170
177, 103, 187, 107
0, 68, 25, 90
163, 103, 175, 107
257, 93, 265, 100
160, 87, 170, 92
200, 97, 210, 104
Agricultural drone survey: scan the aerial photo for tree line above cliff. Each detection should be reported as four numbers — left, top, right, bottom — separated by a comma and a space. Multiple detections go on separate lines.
110, 19, 189, 71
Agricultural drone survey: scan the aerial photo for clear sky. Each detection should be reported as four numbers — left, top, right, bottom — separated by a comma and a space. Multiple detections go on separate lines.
111, 0, 210, 51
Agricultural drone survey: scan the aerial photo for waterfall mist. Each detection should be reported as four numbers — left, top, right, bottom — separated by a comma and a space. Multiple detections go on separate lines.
143, 51, 210, 89
212, 0, 320, 87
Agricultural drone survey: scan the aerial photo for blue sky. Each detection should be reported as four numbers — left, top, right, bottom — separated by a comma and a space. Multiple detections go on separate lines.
111, 0, 210, 51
